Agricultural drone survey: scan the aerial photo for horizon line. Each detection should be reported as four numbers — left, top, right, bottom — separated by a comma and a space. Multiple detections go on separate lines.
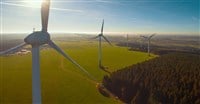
0, 32, 199, 36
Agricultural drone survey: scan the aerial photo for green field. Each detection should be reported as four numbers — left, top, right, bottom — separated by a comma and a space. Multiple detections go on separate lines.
0, 41, 156, 104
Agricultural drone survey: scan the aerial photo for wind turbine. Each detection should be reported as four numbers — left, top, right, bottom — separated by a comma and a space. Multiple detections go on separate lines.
93, 19, 112, 72
126, 34, 129, 47
139, 35, 145, 50
0, 0, 91, 104
140, 34, 156, 56
33, 28, 35, 32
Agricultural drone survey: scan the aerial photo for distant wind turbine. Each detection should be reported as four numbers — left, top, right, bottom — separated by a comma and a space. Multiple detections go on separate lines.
126, 34, 129, 47
139, 35, 145, 50
93, 19, 112, 72
33, 28, 35, 32
140, 34, 156, 56
0, 0, 92, 104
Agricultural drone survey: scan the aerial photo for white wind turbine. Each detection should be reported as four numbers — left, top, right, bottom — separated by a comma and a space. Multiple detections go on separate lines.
93, 19, 112, 71
0, 0, 91, 103
140, 34, 156, 56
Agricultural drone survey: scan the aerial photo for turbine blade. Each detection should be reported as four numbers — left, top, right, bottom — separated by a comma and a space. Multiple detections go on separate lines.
0, 43, 27, 55
140, 35, 148, 39
41, 0, 50, 32
101, 19, 104, 35
48, 40, 93, 78
102, 35, 112, 46
91, 35, 99, 39
149, 33, 156, 39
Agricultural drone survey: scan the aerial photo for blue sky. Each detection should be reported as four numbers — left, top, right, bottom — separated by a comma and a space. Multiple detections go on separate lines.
0, 0, 199, 35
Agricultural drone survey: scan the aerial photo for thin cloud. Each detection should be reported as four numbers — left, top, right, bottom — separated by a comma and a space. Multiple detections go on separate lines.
192, 16, 200, 22
95, 0, 113, 3
0, 2, 83, 13
129, 17, 137, 23
5, 0, 112, 3
131, 18, 137, 20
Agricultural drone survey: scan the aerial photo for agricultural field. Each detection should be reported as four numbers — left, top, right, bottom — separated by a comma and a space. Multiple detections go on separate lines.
0, 40, 156, 104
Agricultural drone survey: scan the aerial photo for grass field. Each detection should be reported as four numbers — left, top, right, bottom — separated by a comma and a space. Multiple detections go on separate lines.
0, 41, 156, 104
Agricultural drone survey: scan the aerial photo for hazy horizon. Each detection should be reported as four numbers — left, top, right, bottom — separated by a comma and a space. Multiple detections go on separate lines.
0, 32, 199, 36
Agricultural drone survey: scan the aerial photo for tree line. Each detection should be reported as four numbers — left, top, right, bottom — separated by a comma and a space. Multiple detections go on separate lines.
102, 53, 200, 104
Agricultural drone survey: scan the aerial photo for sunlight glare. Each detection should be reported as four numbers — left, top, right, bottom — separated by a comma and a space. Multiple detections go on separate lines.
22, 0, 45, 7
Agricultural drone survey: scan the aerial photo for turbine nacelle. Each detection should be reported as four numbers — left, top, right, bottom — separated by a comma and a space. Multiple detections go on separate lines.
98, 34, 103, 36
24, 31, 50, 46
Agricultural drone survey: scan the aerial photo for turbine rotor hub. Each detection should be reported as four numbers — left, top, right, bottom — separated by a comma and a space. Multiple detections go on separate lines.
24, 31, 50, 46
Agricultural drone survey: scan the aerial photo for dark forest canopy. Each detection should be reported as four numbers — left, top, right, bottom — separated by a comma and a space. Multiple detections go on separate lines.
102, 53, 200, 104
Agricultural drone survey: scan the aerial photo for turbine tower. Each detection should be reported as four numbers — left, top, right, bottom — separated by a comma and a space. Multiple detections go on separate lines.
0, 0, 91, 103
94, 19, 112, 71
140, 34, 156, 56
